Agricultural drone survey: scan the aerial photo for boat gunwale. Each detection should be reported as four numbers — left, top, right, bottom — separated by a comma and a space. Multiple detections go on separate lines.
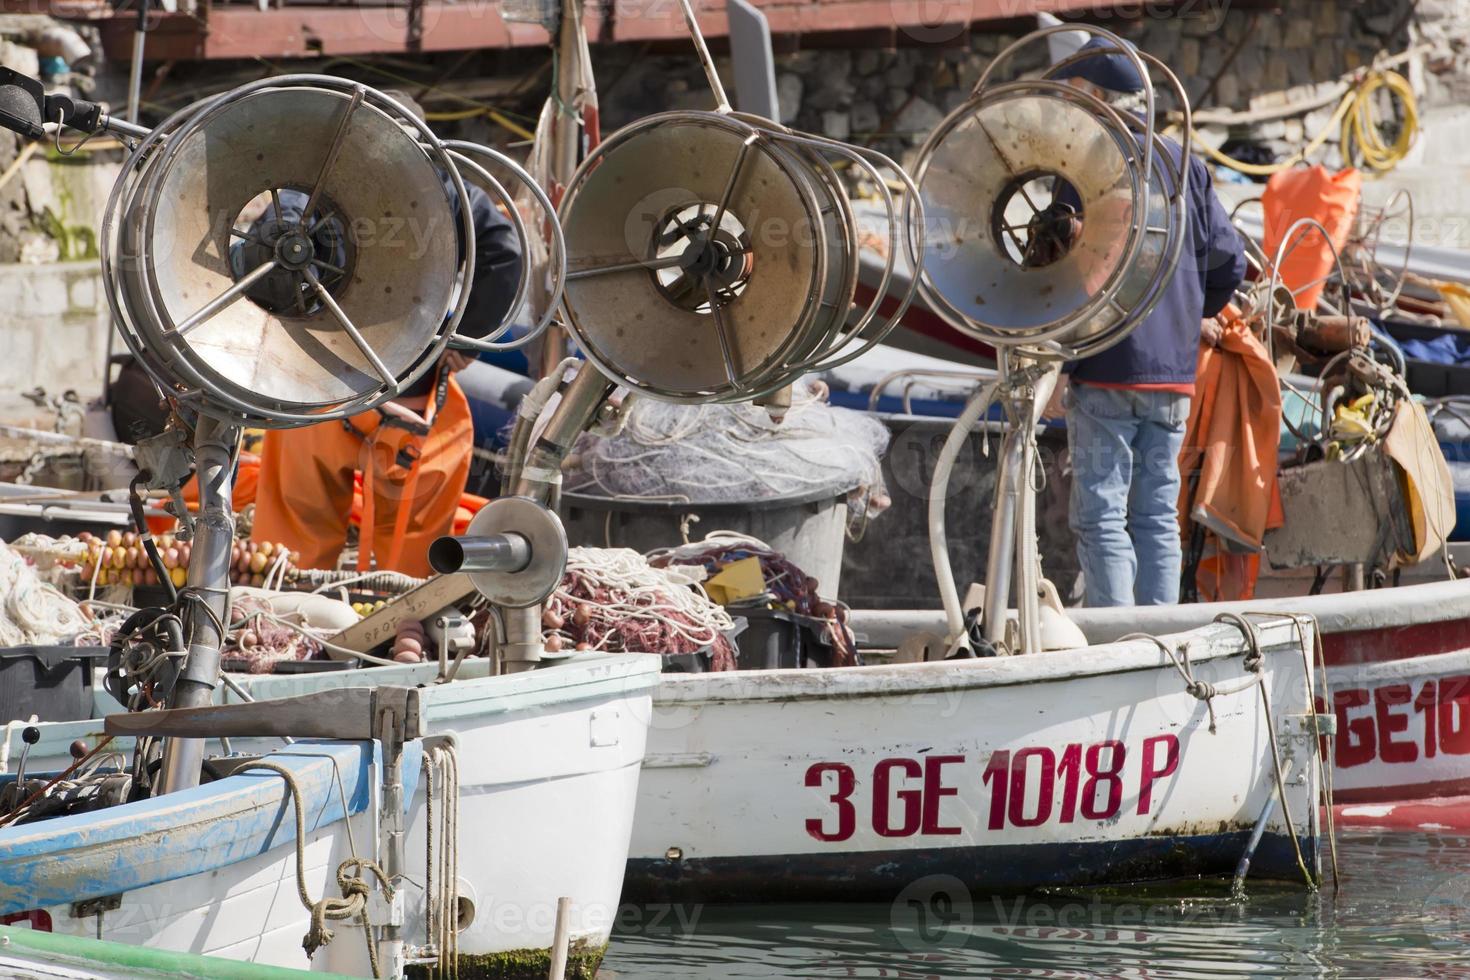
0, 739, 416, 915
650, 615, 1316, 704
848, 577, 1470, 650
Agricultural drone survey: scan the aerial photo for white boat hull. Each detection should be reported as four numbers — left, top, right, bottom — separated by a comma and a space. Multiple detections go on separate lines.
2, 654, 659, 978
851, 579, 1470, 808
625, 618, 1322, 901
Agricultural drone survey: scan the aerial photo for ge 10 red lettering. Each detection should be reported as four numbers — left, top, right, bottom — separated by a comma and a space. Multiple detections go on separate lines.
1329, 676, 1470, 768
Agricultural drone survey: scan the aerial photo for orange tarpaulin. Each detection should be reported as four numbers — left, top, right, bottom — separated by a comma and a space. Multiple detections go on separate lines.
1178, 307, 1284, 601
348, 480, 487, 538
252, 372, 477, 577
1261, 165, 1361, 311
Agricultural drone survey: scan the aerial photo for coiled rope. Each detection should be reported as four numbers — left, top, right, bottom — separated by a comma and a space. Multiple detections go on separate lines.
423, 742, 461, 978
1192, 69, 1418, 177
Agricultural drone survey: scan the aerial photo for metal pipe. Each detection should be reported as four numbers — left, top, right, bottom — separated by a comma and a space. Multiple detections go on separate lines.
158, 417, 239, 794
125, 21, 146, 126
1014, 367, 1057, 655
500, 605, 545, 674
512, 367, 614, 501
537, 0, 587, 377
501, 366, 614, 673
982, 426, 1024, 649
1234, 758, 1292, 893
428, 533, 531, 576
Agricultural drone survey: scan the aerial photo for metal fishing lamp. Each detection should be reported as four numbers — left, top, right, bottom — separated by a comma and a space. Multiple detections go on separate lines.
0, 72, 567, 796
912, 25, 1192, 655
436, 0, 925, 670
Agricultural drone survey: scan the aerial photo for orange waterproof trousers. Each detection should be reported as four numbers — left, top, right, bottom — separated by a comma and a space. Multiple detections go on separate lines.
252, 374, 473, 577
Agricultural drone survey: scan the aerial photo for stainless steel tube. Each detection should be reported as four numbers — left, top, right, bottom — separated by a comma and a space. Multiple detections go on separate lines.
428, 533, 531, 575
159, 416, 239, 794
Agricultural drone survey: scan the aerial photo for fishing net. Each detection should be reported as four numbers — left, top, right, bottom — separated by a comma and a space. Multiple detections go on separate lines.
223, 595, 323, 674
649, 534, 859, 667
0, 538, 92, 646
562, 380, 891, 529
542, 547, 739, 669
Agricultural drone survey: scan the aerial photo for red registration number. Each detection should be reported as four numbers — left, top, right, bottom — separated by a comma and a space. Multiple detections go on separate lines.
1328, 675, 1470, 767
804, 734, 1180, 842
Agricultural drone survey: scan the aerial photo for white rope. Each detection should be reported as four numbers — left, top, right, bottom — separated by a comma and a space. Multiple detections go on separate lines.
0, 539, 91, 645
550, 547, 736, 651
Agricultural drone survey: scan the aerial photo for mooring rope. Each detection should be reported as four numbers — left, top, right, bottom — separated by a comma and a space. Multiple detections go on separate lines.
423, 742, 461, 978
1211, 613, 1319, 891
240, 761, 393, 977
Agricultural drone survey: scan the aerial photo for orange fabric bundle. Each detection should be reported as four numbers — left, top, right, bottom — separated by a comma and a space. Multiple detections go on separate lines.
1261, 165, 1361, 311
1178, 307, 1284, 601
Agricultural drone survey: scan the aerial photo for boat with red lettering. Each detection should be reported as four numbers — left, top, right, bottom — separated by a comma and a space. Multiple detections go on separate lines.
852, 578, 1470, 826
625, 614, 1325, 901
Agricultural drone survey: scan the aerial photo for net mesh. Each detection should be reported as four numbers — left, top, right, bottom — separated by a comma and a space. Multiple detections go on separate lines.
563, 381, 891, 528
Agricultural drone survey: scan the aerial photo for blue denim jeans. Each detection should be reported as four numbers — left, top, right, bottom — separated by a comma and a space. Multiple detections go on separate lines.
1066, 383, 1191, 607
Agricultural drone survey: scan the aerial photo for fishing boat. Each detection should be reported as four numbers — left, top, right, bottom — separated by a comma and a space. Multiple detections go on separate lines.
828, 132, 1470, 830
625, 614, 1324, 901
851, 578, 1470, 805
1, 656, 661, 977
0, 64, 668, 979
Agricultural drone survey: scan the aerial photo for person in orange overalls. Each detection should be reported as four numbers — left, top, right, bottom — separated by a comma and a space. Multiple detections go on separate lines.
249, 93, 522, 577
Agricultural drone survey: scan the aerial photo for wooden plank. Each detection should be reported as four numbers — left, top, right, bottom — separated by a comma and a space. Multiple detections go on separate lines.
325, 572, 477, 654
99, 0, 1148, 60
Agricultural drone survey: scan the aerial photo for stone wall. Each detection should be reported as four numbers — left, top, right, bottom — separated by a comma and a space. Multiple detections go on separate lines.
595, 0, 1455, 171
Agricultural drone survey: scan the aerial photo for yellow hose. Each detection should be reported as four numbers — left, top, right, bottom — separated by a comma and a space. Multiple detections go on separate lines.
1191, 70, 1418, 177
425, 106, 537, 142
1341, 69, 1418, 173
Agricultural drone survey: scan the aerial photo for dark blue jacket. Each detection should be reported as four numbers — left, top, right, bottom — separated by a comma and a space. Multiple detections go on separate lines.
1066, 140, 1245, 386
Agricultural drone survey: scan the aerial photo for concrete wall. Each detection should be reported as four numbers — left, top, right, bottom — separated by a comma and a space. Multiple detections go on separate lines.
0, 259, 112, 419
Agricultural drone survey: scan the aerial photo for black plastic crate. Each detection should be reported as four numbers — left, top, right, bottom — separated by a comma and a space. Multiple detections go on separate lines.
733, 607, 839, 670
0, 646, 109, 723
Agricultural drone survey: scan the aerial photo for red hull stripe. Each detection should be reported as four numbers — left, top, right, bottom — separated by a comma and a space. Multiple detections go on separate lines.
1330, 794, 1470, 832
1323, 618, 1470, 668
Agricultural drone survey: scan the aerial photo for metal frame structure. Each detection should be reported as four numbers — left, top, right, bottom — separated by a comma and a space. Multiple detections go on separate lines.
913, 25, 1193, 655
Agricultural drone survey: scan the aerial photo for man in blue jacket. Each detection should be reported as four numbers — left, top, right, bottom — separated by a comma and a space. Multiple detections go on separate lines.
1051, 38, 1246, 606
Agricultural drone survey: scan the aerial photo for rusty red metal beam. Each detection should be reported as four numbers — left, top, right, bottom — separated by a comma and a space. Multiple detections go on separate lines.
96, 0, 1157, 62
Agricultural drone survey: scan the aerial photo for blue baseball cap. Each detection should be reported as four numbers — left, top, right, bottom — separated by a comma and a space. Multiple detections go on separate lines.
1051, 36, 1145, 94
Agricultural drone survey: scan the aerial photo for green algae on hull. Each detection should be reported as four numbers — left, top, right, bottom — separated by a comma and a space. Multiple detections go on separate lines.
407, 938, 607, 980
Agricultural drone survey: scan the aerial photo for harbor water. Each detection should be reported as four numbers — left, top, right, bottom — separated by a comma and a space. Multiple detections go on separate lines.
602, 831, 1470, 978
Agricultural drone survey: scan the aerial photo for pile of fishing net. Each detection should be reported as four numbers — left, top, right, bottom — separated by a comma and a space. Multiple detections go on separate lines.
542, 547, 739, 669
0, 538, 92, 645
563, 380, 891, 531
649, 534, 858, 667
222, 595, 323, 674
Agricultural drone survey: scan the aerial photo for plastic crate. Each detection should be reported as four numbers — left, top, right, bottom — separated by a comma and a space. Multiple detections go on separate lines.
0, 646, 109, 724
733, 607, 839, 670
